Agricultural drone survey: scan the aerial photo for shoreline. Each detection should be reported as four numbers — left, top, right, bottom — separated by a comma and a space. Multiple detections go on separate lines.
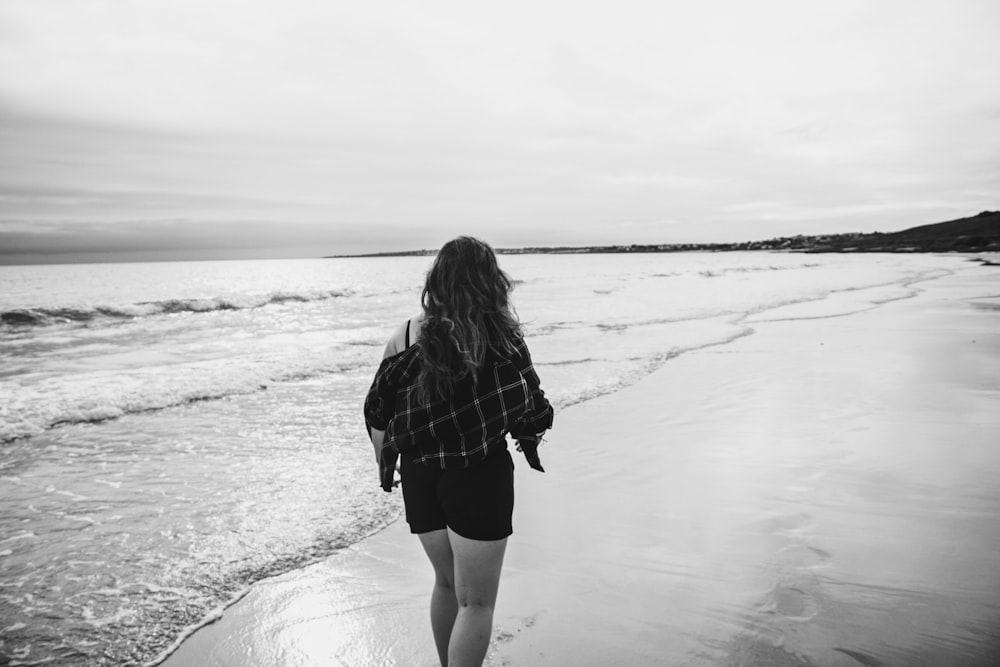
157, 264, 1000, 667
328, 249, 1000, 259
327, 212, 1000, 257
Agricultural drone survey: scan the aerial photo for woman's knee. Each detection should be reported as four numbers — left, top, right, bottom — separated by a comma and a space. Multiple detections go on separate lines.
449, 530, 507, 609
454, 587, 497, 610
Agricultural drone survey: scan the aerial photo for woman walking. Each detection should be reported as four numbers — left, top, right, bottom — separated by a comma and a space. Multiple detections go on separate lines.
364, 236, 553, 667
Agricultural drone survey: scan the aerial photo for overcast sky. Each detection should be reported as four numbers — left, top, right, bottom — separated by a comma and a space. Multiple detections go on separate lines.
1, 0, 998, 263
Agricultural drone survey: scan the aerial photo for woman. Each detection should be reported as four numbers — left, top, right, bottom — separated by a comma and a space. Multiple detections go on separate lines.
364, 236, 553, 667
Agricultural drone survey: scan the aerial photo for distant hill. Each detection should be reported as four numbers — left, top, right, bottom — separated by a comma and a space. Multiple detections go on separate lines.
744, 210, 1000, 254
328, 211, 1000, 257
869, 210, 1000, 250
508, 210, 1000, 255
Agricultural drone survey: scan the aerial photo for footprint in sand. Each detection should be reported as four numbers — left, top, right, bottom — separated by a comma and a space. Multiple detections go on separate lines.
763, 511, 817, 536
493, 613, 541, 645
807, 545, 831, 560
491, 614, 542, 666
772, 585, 819, 621
833, 647, 885, 666
777, 542, 833, 568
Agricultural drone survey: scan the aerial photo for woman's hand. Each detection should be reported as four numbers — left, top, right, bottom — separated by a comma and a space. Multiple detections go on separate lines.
515, 433, 546, 472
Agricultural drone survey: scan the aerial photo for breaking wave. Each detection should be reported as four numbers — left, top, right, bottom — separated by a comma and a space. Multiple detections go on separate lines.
0, 350, 372, 444
0, 290, 351, 329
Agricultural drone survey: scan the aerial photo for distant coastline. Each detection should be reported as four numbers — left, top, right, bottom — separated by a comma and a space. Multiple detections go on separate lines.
329, 210, 1000, 258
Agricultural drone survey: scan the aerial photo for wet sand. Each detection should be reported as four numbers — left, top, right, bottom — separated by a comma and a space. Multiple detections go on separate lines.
157, 265, 1000, 667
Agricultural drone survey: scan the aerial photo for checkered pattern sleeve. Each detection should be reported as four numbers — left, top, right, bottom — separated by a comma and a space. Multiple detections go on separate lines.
363, 347, 420, 432
363, 357, 393, 431
507, 337, 554, 438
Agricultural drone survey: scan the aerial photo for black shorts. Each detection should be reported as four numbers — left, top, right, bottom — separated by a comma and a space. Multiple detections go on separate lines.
400, 447, 515, 541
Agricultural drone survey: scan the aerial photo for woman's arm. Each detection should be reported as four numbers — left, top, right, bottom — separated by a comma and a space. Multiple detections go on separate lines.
509, 338, 554, 436
368, 425, 385, 462
366, 316, 420, 468
383, 314, 423, 358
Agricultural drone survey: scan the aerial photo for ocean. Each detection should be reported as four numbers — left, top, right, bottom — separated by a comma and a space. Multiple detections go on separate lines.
0, 251, 979, 666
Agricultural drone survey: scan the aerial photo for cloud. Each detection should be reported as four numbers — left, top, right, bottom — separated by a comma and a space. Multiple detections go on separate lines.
0, 0, 998, 261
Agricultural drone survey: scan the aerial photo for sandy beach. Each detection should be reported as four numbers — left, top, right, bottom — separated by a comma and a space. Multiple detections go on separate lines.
156, 264, 1000, 667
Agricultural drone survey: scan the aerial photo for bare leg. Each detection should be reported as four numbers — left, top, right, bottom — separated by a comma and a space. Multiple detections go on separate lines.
448, 529, 508, 667
418, 529, 457, 666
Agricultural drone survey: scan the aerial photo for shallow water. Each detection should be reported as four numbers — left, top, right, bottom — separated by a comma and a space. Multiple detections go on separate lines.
0, 252, 987, 665
487, 265, 1000, 667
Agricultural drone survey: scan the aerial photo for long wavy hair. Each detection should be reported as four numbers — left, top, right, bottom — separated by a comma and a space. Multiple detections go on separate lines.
416, 236, 522, 404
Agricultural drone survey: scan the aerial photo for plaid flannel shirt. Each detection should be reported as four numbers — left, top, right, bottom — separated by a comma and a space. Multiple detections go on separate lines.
364, 336, 553, 482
